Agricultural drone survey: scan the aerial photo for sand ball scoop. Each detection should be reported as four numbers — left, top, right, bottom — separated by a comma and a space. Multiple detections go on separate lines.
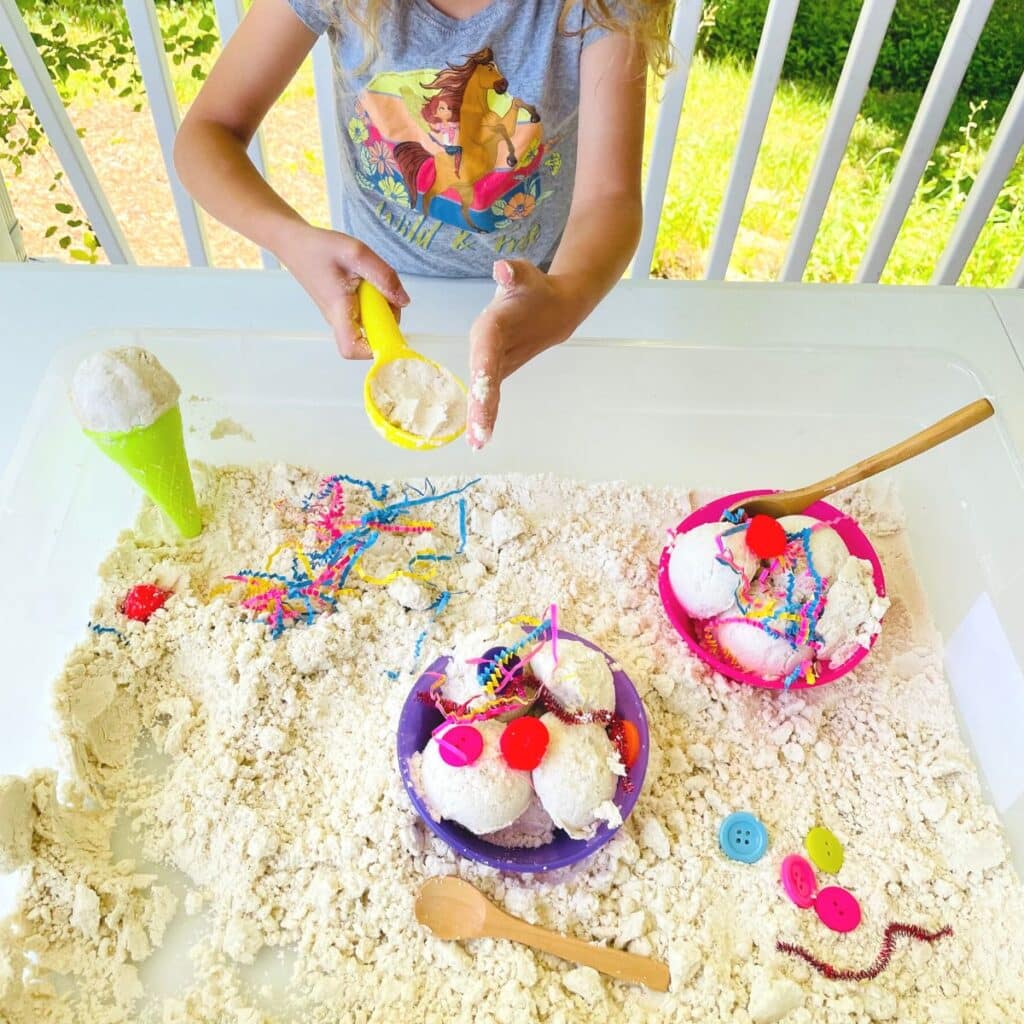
72, 347, 202, 538
732, 398, 995, 519
415, 876, 671, 991
359, 280, 467, 450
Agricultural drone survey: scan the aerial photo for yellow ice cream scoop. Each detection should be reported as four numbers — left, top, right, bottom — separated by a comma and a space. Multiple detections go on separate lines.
359, 280, 467, 450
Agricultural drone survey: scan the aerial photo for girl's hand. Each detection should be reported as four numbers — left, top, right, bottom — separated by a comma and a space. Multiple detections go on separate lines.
275, 222, 410, 358
461, 31, 646, 447
467, 259, 583, 449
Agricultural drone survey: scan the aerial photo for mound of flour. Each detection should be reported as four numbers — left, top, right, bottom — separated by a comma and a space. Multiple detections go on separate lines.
369, 358, 466, 439
0, 467, 1022, 1023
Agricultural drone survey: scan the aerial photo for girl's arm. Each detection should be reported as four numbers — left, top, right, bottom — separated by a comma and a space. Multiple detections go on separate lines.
173, 0, 409, 356
466, 30, 646, 448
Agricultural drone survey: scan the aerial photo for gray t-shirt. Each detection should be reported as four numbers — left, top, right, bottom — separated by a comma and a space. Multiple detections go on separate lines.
285, 0, 608, 276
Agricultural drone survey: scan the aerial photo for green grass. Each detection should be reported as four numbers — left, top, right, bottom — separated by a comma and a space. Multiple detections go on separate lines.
643, 56, 1024, 285
8, 2, 1024, 285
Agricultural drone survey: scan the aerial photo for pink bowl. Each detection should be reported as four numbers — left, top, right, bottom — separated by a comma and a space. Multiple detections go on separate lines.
657, 490, 886, 691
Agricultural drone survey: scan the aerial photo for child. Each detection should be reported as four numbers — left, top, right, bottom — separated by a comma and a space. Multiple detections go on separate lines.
174, 1, 671, 448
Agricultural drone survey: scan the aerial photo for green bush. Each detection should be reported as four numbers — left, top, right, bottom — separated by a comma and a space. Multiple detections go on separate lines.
701, 0, 1024, 103
28, 0, 210, 31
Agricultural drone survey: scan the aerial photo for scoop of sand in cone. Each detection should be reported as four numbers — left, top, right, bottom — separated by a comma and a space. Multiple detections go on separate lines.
71, 347, 202, 538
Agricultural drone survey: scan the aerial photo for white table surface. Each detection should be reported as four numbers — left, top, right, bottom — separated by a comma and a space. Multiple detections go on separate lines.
2, 265, 1024, 475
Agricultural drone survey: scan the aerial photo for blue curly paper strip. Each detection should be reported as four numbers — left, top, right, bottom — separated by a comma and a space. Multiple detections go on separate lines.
228, 474, 477, 641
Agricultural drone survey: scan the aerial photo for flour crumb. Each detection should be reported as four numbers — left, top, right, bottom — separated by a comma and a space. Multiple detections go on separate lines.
0, 776, 35, 871
640, 817, 671, 859
782, 741, 805, 764
669, 940, 701, 987
223, 916, 263, 964
490, 509, 525, 548
748, 975, 804, 1023
864, 985, 898, 1020
210, 418, 254, 442
286, 627, 330, 674
687, 743, 713, 768
387, 576, 435, 611
593, 799, 623, 830
562, 965, 604, 1005
70, 883, 101, 940
471, 372, 491, 402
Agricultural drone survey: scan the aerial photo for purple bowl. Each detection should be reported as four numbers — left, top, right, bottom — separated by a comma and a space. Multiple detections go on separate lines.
396, 629, 649, 873
657, 490, 886, 691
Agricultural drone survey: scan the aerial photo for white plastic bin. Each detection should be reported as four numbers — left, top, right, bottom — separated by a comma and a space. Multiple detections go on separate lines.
1, 324, 1022, 923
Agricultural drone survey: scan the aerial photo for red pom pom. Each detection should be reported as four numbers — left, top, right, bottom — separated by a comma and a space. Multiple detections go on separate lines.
500, 717, 549, 771
745, 514, 787, 559
122, 584, 171, 622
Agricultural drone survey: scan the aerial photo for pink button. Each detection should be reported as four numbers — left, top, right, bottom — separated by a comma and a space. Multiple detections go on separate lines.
815, 886, 862, 933
781, 854, 818, 909
438, 725, 483, 767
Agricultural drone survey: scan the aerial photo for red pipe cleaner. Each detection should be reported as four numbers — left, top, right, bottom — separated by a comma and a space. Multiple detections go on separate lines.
537, 694, 635, 790
538, 688, 614, 726
777, 922, 953, 981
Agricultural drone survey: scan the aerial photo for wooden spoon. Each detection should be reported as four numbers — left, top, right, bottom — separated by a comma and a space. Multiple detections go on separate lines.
415, 876, 671, 992
730, 398, 994, 520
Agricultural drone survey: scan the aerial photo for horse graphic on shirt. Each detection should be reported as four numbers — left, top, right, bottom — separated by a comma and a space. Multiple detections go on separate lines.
393, 49, 540, 230
352, 49, 547, 236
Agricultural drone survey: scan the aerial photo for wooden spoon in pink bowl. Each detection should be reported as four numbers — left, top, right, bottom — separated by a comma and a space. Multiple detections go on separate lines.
731, 398, 994, 520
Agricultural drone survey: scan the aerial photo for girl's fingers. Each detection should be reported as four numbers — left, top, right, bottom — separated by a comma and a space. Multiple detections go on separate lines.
493, 257, 544, 298
467, 309, 503, 450
493, 258, 516, 295
343, 240, 411, 308
325, 290, 372, 360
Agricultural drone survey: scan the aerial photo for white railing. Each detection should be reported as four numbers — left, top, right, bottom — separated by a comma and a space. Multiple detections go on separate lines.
122, 0, 210, 266
856, 0, 994, 282
704, 0, 800, 280
779, 0, 897, 282
0, 0, 132, 262
0, 0, 1021, 286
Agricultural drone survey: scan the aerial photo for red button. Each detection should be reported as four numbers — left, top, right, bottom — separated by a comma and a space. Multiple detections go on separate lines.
781, 854, 817, 909
815, 886, 862, 933
438, 725, 483, 767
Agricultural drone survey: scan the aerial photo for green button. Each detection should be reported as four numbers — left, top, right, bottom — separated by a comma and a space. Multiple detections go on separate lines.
805, 826, 844, 873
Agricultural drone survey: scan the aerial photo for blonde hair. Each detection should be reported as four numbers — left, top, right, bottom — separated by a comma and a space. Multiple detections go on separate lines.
331, 1, 673, 77
559, 1, 674, 76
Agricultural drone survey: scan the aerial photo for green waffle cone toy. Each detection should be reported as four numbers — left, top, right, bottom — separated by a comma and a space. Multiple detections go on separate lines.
72, 347, 202, 539
83, 405, 201, 538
